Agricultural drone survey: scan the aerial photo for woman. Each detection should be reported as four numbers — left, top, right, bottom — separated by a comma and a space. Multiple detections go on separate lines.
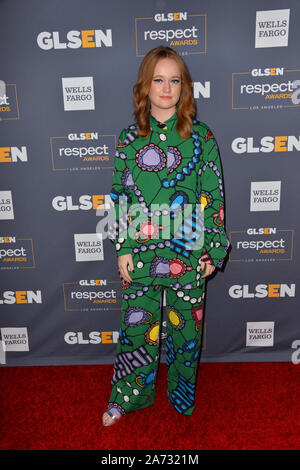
102, 46, 230, 426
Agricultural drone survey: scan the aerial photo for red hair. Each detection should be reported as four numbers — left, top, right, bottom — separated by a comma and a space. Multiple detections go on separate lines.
133, 46, 196, 140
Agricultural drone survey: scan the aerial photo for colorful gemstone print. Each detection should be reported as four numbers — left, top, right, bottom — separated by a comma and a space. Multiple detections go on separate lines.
108, 111, 230, 290
107, 282, 205, 416
106, 112, 230, 417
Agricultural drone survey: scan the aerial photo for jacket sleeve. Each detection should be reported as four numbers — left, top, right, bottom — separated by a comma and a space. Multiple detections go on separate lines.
108, 128, 134, 257
199, 126, 230, 269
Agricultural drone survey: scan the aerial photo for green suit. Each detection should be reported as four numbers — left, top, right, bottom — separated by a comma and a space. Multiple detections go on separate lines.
106, 111, 230, 416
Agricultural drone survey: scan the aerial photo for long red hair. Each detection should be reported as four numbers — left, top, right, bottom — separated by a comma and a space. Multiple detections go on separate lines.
133, 46, 196, 140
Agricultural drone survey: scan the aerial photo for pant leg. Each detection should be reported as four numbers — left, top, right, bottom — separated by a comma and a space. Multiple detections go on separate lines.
165, 284, 205, 416
106, 282, 164, 417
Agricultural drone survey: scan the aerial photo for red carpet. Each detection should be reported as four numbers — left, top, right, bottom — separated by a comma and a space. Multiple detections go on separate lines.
1, 362, 300, 450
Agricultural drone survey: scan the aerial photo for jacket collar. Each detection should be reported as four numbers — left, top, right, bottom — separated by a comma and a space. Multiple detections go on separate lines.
149, 111, 178, 133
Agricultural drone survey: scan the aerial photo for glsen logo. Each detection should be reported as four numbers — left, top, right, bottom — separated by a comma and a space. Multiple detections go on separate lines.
1, 327, 29, 352
52, 194, 111, 211
0, 146, 28, 162
0, 235, 35, 269
251, 67, 283, 76
0, 236, 18, 243
154, 12, 187, 22
255, 9, 290, 48
246, 322, 274, 347
192, 81, 210, 99
230, 227, 294, 263
247, 227, 276, 235
0, 290, 42, 304
232, 135, 300, 154
232, 64, 299, 110
62, 77, 95, 111
68, 132, 99, 141
50, 131, 115, 171
135, 12, 206, 56
74, 233, 104, 262
64, 331, 119, 344
250, 181, 281, 212
78, 279, 107, 286
229, 283, 295, 299
0, 191, 14, 220
36, 29, 112, 50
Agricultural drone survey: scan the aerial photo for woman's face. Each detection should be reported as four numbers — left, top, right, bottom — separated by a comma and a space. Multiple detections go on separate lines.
148, 57, 182, 116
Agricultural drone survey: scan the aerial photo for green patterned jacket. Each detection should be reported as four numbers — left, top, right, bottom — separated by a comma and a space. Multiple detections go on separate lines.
108, 111, 230, 289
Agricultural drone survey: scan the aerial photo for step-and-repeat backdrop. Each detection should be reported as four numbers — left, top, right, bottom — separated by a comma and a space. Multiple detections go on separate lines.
1, 0, 299, 366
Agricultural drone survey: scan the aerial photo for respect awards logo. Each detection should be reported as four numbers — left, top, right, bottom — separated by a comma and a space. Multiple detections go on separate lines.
50, 131, 115, 171
62, 279, 120, 312
0, 80, 20, 120
229, 227, 294, 264
0, 235, 35, 269
135, 11, 206, 56
232, 67, 300, 110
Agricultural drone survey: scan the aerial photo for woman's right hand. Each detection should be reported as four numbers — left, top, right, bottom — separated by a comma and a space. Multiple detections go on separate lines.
117, 254, 134, 283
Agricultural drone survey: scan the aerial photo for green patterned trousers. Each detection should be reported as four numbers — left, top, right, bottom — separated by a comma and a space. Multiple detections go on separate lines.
107, 280, 205, 417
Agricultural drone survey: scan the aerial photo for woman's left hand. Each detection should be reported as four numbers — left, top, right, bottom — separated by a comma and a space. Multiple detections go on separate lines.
200, 262, 216, 278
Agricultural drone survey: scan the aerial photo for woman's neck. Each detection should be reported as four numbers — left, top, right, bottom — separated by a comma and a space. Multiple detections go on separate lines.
150, 107, 176, 123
